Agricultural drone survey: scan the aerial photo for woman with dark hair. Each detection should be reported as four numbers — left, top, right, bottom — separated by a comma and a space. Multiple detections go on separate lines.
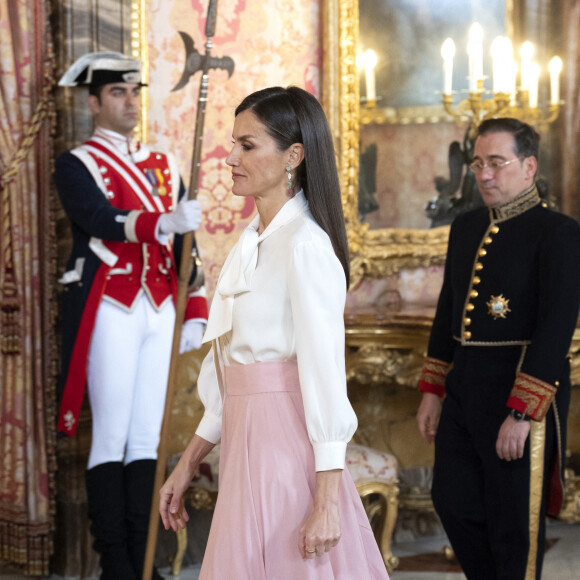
160, 86, 388, 579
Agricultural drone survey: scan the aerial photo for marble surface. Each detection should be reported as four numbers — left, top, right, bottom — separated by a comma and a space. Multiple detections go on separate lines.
390, 520, 580, 579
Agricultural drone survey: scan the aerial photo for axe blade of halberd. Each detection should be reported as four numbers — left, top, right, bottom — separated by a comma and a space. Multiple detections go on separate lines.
172, 31, 235, 92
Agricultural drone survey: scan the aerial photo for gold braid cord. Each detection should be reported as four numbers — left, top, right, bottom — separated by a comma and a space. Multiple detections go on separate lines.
0, 95, 52, 190
526, 418, 546, 580
1, 83, 52, 355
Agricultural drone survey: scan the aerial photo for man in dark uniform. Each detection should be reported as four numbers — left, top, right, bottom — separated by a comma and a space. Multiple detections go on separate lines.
417, 117, 580, 580
55, 52, 208, 579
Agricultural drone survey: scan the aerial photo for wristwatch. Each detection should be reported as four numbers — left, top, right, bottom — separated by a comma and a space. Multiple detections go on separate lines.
509, 408, 531, 422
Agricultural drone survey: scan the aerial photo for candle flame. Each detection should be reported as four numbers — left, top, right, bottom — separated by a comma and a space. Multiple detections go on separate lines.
549, 56, 563, 74
363, 49, 377, 70
441, 38, 455, 60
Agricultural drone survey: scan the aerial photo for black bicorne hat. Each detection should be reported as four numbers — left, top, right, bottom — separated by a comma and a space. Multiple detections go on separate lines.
58, 52, 146, 88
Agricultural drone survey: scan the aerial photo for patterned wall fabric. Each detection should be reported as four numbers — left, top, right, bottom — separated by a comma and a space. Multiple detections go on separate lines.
146, 0, 321, 299
0, 0, 57, 575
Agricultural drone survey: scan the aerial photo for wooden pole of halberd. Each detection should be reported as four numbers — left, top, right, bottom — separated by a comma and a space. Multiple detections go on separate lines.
141, 228, 195, 580
142, 3, 219, 577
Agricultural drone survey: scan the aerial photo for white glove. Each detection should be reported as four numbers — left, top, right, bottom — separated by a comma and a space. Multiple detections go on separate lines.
159, 199, 202, 235
179, 320, 205, 353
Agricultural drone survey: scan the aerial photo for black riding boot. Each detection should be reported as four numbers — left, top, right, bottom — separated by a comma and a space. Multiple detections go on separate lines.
86, 462, 137, 580
124, 459, 163, 580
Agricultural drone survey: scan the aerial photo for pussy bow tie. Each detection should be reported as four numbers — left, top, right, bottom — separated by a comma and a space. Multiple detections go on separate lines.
203, 190, 307, 343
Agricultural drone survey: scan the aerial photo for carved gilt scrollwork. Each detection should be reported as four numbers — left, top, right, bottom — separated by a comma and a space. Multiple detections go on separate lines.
346, 345, 425, 388
560, 468, 580, 523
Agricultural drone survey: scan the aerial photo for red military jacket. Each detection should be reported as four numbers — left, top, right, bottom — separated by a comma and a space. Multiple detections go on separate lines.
55, 128, 208, 435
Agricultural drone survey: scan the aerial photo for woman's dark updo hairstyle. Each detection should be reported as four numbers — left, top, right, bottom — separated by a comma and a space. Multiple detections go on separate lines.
235, 86, 350, 288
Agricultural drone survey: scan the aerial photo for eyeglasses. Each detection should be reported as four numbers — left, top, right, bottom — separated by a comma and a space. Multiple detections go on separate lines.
469, 158, 521, 173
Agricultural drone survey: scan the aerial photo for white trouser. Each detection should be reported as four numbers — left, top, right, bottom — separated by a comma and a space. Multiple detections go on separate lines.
87, 295, 176, 469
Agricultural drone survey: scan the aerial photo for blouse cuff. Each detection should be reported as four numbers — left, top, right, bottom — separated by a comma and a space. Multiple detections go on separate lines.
195, 411, 222, 444
312, 441, 347, 472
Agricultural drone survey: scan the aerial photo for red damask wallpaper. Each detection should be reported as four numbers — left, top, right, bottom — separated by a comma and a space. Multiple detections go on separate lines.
147, 0, 321, 299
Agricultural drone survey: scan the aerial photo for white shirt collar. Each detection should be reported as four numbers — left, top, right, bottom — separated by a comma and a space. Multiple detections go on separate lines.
94, 126, 138, 157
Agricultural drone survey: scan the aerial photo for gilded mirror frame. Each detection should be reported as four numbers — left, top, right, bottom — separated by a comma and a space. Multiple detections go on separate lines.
322, 0, 449, 288
131, 0, 148, 142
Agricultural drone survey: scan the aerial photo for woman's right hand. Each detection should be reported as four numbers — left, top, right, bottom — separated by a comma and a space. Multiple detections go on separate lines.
159, 462, 193, 531
159, 434, 216, 531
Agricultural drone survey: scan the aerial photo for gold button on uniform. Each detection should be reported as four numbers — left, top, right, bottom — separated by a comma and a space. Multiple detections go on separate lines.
484, 237, 493, 245
491, 225, 499, 234
472, 276, 481, 285
464, 317, 471, 326
470, 290, 478, 298
475, 262, 483, 271
466, 303, 475, 311
464, 331, 472, 340
478, 249, 487, 257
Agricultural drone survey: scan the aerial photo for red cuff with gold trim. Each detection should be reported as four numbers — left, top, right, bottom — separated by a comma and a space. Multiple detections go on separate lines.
507, 372, 557, 421
134, 212, 161, 243
184, 295, 208, 322
418, 357, 451, 398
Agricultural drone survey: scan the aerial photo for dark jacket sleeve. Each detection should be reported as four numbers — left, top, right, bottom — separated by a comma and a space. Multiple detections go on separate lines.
418, 223, 456, 396
508, 217, 580, 420
54, 152, 130, 241
426, 221, 457, 365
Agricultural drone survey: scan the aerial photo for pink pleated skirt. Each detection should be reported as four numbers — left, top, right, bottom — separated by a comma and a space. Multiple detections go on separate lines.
199, 360, 389, 579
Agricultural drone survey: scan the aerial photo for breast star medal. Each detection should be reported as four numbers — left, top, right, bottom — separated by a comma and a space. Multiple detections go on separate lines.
487, 294, 511, 319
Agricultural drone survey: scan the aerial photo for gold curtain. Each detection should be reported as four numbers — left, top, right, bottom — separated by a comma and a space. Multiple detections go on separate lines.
0, 0, 57, 575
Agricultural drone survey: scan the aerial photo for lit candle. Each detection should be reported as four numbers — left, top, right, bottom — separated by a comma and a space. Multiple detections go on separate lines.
528, 62, 540, 108
549, 56, 562, 105
363, 49, 377, 102
491, 36, 506, 93
519, 41, 534, 91
508, 58, 518, 105
441, 38, 455, 95
467, 23, 483, 92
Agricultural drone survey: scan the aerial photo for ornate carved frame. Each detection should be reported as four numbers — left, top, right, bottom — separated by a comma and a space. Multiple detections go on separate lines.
322, 0, 450, 288
131, 0, 148, 142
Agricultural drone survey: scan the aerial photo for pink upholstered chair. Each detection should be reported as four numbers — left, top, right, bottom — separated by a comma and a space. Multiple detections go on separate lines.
345, 443, 399, 573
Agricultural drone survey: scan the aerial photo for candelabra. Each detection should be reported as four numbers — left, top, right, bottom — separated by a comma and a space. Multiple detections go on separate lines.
441, 25, 562, 136
442, 87, 560, 139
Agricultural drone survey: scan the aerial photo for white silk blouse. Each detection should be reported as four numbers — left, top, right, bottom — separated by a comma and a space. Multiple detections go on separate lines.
195, 190, 357, 471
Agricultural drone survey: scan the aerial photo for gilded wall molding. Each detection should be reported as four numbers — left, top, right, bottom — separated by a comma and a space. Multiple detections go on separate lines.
322, 0, 449, 288
131, 0, 148, 142
360, 104, 449, 126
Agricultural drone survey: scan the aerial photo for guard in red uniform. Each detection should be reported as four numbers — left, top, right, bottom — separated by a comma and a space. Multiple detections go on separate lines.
55, 52, 208, 580
416, 118, 580, 580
